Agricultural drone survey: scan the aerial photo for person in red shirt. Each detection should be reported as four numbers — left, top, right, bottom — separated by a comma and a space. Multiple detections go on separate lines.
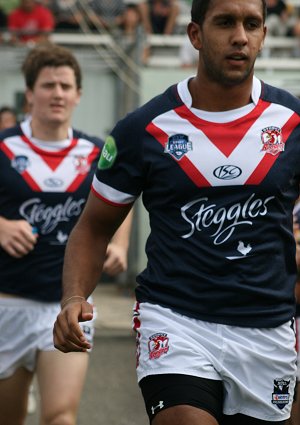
8, 0, 54, 44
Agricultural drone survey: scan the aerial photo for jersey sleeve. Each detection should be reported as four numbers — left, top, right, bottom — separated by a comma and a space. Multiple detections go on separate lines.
92, 112, 144, 206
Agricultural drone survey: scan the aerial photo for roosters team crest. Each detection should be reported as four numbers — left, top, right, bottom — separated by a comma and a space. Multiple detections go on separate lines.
261, 126, 285, 155
73, 155, 90, 174
148, 333, 169, 360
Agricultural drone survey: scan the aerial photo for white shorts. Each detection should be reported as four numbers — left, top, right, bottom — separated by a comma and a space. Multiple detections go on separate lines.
0, 296, 96, 379
133, 302, 297, 422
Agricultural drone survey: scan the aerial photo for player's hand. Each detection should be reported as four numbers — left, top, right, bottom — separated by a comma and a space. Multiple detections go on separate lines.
103, 242, 128, 276
53, 299, 93, 353
0, 218, 38, 258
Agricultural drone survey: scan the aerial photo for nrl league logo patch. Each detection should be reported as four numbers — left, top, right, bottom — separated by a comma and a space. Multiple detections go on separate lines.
165, 134, 192, 161
261, 126, 284, 156
11, 155, 30, 173
271, 379, 290, 410
98, 136, 117, 170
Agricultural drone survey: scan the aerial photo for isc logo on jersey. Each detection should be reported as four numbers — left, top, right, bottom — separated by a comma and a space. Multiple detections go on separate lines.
98, 136, 117, 170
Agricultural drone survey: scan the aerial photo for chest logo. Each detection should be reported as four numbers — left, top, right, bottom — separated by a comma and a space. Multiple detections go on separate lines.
165, 134, 192, 161
11, 155, 30, 173
261, 126, 284, 156
74, 155, 91, 174
213, 165, 242, 180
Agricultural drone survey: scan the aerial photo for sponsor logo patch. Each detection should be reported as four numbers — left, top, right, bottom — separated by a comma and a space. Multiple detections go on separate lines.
164, 134, 192, 160
148, 333, 169, 360
213, 165, 242, 180
98, 136, 117, 170
261, 126, 284, 155
271, 379, 290, 410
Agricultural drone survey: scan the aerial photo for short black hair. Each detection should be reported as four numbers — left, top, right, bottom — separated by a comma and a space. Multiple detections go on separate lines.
191, 0, 267, 27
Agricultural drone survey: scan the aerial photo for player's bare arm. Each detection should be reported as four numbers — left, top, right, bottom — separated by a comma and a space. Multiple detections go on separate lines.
53, 191, 132, 352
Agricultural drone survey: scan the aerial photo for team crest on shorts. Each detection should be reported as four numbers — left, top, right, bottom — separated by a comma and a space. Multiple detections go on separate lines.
148, 333, 169, 360
271, 379, 290, 410
11, 155, 30, 173
261, 126, 284, 155
164, 134, 192, 160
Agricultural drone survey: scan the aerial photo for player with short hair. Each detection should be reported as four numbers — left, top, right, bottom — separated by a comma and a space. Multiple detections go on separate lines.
0, 42, 132, 425
54, 0, 300, 424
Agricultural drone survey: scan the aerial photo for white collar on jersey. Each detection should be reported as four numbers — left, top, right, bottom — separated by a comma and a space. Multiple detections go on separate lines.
177, 75, 262, 123
20, 117, 74, 151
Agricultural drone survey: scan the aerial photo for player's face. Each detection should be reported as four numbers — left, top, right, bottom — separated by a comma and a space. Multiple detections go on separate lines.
188, 0, 266, 86
26, 66, 81, 128
0, 111, 16, 130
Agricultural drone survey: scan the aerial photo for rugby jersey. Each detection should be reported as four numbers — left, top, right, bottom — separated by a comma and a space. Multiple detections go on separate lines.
93, 76, 300, 327
0, 119, 103, 301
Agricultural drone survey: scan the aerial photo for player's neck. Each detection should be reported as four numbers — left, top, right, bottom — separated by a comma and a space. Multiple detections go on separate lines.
189, 76, 253, 112
30, 118, 70, 142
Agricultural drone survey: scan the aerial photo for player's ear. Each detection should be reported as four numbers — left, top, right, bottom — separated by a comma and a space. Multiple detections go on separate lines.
258, 25, 267, 53
75, 88, 82, 105
187, 21, 202, 50
25, 88, 33, 107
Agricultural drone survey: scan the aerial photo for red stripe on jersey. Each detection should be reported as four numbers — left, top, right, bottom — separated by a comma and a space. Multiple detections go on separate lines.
0, 141, 14, 159
0, 142, 42, 190
67, 146, 99, 192
246, 112, 300, 185
0, 143, 41, 192
21, 135, 78, 171
174, 100, 271, 157
146, 122, 211, 187
22, 170, 42, 191
282, 111, 300, 142
91, 185, 131, 207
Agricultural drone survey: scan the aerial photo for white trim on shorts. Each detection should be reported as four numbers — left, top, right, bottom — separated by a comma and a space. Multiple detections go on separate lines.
0, 296, 96, 379
132, 301, 297, 422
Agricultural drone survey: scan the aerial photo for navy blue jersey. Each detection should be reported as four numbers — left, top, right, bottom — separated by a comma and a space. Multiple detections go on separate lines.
0, 119, 103, 302
93, 76, 300, 327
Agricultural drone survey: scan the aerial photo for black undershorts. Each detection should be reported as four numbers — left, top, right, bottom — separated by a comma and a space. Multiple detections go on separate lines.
139, 374, 287, 425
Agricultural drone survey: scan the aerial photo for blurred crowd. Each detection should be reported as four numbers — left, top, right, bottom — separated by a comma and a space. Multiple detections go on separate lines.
0, 0, 184, 45
0, 0, 299, 67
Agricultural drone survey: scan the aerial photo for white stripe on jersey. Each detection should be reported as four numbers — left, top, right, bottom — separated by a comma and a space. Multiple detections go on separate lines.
92, 175, 136, 205
2, 136, 96, 192
151, 103, 294, 187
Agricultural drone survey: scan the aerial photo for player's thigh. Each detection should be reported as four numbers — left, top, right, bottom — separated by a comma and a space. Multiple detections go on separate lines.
153, 405, 219, 425
140, 373, 223, 424
37, 350, 89, 416
221, 413, 287, 425
0, 367, 33, 425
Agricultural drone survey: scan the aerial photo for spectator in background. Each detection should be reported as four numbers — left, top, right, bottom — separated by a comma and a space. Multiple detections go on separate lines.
0, 106, 17, 130
85, 0, 140, 37
266, 0, 297, 36
139, 0, 179, 64
139, 0, 179, 35
8, 0, 54, 44
0, 7, 7, 39
47, 0, 86, 32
